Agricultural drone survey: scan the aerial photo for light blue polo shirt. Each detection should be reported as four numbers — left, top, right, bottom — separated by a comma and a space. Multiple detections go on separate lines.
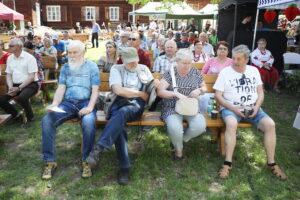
59, 60, 100, 100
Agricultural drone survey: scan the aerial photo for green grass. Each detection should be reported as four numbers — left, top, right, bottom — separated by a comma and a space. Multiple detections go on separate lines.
0, 48, 299, 199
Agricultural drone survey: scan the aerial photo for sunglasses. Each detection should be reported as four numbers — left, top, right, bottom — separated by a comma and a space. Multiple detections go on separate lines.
128, 38, 137, 41
9, 44, 15, 48
239, 74, 246, 85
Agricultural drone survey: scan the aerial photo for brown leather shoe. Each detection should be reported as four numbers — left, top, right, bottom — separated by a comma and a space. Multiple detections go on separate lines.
219, 165, 232, 178
267, 165, 287, 180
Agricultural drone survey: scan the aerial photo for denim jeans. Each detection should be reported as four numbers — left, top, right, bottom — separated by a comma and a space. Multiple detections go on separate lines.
42, 99, 97, 162
97, 96, 145, 169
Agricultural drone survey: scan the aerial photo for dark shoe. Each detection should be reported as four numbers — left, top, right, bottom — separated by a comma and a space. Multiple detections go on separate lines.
7, 113, 24, 125
117, 168, 130, 185
142, 125, 153, 131
21, 119, 34, 128
86, 145, 102, 168
172, 152, 183, 162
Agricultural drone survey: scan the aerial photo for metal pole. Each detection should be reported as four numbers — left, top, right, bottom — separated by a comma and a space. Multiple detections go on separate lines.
13, 0, 15, 10
133, 4, 135, 24
232, 2, 238, 48
252, 8, 260, 51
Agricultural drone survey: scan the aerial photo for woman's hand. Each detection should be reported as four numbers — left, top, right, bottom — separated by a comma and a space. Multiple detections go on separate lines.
189, 88, 201, 98
174, 92, 186, 99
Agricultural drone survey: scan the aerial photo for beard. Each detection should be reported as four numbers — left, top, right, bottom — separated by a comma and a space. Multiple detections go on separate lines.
68, 57, 84, 71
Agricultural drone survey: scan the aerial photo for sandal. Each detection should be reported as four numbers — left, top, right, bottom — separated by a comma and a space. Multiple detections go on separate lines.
219, 165, 232, 178
267, 165, 287, 180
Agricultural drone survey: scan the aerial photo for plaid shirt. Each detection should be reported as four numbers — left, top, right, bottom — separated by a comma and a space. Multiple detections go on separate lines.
153, 55, 176, 74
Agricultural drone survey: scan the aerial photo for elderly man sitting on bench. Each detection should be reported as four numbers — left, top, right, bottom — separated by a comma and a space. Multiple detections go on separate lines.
41, 40, 100, 180
86, 47, 154, 185
213, 45, 286, 180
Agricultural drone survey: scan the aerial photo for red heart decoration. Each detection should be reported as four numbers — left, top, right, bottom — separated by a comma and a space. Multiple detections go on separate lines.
285, 4, 299, 21
264, 9, 276, 24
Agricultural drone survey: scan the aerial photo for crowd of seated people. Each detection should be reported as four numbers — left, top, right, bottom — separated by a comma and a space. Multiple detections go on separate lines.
0, 25, 288, 185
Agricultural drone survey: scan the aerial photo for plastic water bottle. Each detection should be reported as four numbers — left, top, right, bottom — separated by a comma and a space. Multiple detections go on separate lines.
207, 97, 214, 116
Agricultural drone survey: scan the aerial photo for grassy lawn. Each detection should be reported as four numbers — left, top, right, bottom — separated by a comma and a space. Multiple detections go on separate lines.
0, 47, 299, 199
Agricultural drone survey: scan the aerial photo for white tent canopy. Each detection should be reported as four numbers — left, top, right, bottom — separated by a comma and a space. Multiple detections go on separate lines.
198, 4, 218, 15
252, 0, 300, 50
258, 0, 300, 9
129, 2, 201, 16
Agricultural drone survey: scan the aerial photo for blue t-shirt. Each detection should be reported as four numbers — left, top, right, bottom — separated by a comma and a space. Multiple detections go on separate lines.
59, 60, 100, 100
53, 41, 66, 52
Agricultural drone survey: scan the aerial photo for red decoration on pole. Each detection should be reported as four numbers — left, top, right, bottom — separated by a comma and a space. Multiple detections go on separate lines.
264, 9, 276, 23
285, 4, 299, 21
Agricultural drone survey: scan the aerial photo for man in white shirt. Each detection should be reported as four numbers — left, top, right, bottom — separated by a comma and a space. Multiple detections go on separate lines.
213, 45, 286, 180
199, 32, 215, 57
0, 38, 38, 126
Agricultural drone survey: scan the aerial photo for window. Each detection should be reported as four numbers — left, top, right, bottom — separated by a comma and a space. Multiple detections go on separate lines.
85, 7, 95, 21
109, 7, 119, 21
46, 6, 61, 22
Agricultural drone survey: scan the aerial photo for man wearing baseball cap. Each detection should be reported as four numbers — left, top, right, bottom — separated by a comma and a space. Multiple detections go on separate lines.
86, 47, 154, 185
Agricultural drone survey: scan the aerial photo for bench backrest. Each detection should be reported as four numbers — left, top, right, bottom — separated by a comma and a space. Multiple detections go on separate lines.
0, 64, 6, 75
42, 56, 56, 81
99, 72, 217, 93
191, 62, 205, 71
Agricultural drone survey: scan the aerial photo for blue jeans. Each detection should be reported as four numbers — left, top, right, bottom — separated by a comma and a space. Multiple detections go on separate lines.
42, 99, 97, 162
97, 97, 145, 169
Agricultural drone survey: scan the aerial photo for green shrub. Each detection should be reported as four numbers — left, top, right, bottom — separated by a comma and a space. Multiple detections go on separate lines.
285, 70, 300, 96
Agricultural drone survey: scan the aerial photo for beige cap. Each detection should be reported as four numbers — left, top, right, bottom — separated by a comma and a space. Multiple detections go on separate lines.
121, 47, 139, 64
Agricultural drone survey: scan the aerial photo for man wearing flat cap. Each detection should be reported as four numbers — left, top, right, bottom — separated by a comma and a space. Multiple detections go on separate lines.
86, 47, 154, 185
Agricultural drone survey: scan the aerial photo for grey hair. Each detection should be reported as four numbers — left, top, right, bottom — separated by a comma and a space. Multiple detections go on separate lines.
10, 38, 23, 47
68, 40, 85, 53
232, 44, 250, 58
43, 37, 52, 45
176, 48, 193, 61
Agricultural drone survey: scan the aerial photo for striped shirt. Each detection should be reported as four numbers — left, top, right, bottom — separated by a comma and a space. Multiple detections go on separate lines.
153, 55, 176, 74
161, 66, 204, 121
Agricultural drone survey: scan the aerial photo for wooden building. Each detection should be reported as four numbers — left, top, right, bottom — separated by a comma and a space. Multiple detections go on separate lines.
2, 0, 210, 29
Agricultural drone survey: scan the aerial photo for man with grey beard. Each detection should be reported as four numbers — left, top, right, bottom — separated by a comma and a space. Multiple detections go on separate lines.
41, 40, 100, 180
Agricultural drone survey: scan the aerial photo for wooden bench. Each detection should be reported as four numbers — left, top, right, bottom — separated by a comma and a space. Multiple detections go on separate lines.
0, 114, 12, 126
41, 56, 58, 104
70, 33, 89, 43
191, 62, 205, 71
66, 72, 252, 155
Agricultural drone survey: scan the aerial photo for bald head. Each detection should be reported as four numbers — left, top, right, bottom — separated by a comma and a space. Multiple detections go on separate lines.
165, 40, 177, 58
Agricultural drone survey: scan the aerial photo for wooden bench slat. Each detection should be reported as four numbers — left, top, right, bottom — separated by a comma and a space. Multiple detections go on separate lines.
0, 114, 12, 125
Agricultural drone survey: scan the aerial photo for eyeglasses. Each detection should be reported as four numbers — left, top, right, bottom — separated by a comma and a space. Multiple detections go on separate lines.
128, 38, 137, 41
218, 47, 228, 51
9, 44, 15, 48
239, 74, 246, 85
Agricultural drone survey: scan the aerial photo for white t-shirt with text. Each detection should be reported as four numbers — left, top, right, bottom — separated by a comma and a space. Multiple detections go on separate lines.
213, 65, 263, 107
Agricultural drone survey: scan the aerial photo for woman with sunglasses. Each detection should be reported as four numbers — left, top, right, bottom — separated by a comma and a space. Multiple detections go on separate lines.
201, 41, 232, 74
98, 40, 119, 72
250, 38, 280, 93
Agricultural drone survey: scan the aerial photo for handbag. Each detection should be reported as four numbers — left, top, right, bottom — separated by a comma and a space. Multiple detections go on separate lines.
169, 64, 198, 116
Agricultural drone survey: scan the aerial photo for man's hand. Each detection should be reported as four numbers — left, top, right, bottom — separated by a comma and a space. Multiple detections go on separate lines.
79, 106, 93, 116
46, 103, 59, 112
232, 106, 245, 117
249, 106, 259, 118
154, 79, 160, 88
139, 92, 149, 102
189, 88, 201, 99
7, 87, 19, 96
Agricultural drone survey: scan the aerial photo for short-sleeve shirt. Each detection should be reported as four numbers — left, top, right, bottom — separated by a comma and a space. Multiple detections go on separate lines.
109, 65, 143, 91
59, 60, 100, 100
153, 55, 176, 74
53, 41, 66, 53
6, 51, 38, 84
161, 66, 204, 121
213, 65, 263, 108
